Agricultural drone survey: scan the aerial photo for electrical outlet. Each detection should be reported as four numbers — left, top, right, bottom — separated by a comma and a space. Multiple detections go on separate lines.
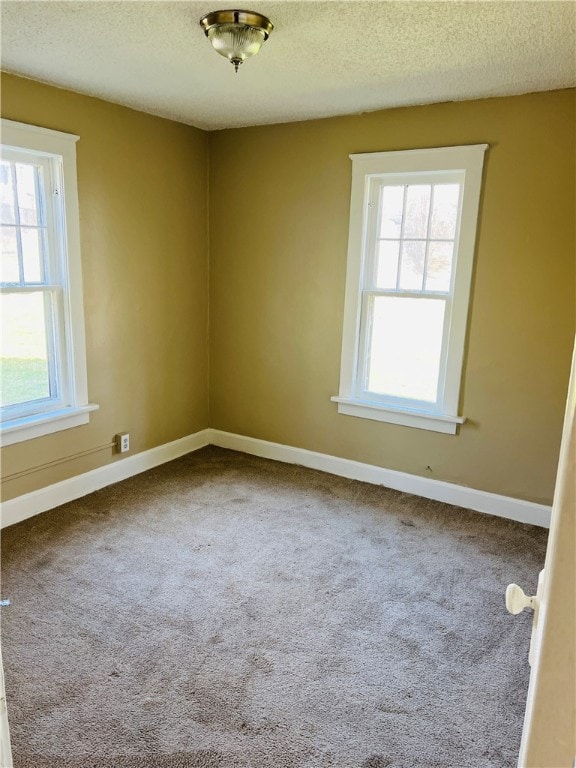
115, 432, 130, 453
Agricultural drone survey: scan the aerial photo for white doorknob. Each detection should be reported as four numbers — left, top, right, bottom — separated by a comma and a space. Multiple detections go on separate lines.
506, 583, 537, 615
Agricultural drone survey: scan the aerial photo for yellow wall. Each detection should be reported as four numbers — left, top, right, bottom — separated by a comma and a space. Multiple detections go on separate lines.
1, 74, 209, 500
209, 90, 575, 504
1, 77, 574, 507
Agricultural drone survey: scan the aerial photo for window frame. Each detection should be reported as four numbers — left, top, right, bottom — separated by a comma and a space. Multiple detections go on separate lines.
332, 144, 488, 435
1, 119, 97, 446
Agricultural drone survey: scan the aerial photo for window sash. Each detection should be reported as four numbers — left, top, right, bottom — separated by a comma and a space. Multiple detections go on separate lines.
364, 174, 463, 295
0, 286, 67, 421
1, 150, 58, 289
356, 291, 452, 412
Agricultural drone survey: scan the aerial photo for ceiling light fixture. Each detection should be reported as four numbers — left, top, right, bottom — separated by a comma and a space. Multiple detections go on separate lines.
199, 9, 274, 73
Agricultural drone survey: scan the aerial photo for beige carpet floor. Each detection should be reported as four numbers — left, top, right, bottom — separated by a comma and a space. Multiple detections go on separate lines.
1, 446, 547, 768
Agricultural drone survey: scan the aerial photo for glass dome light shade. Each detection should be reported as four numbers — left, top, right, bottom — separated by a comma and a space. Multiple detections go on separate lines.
207, 24, 266, 65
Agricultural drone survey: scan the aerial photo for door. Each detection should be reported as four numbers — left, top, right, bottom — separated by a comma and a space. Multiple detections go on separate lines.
510, 338, 575, 768
0, 645, 12, 768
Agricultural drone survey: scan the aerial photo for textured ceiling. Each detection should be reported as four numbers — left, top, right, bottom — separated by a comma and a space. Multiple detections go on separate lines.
1, 1, 575, 131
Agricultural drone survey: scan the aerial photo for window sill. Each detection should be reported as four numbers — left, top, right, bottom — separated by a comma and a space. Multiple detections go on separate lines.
330, 396, 465, 434
0, 404, 99, 447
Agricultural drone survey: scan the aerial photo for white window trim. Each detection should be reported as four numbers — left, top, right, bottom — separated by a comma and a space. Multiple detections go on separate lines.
332, 144, 488, 435
1, 119, 98, 446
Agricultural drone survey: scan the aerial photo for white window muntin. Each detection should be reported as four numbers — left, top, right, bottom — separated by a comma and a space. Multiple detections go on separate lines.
333, 144, 487, 434
0, 119, 97, 445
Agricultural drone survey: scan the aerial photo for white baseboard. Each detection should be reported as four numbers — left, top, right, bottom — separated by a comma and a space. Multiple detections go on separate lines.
0, 429, 211, 529
207, 429, 552, 528
1, 427, 551, 529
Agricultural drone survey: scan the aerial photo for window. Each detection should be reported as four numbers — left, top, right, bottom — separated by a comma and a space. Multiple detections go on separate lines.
1, 119, 97, 446
332, 144, 487, 434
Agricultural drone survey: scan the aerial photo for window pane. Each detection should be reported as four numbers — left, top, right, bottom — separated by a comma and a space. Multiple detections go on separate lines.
21, 227, 44, 283
0, 292, 52, 407
366, 296, 445, 402
1, 226, 20, 283
403, 185, 431, 238
430, 184, 460, 239
16, 163, 41, 226
399, 240, 425, 291
0, 162, 15, 225
425, 241, 454, 292
379, 186, 404, 238
375, 240, 399, 289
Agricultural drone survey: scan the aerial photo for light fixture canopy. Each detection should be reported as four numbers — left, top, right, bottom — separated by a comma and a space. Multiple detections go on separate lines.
200, 9, 274, 72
